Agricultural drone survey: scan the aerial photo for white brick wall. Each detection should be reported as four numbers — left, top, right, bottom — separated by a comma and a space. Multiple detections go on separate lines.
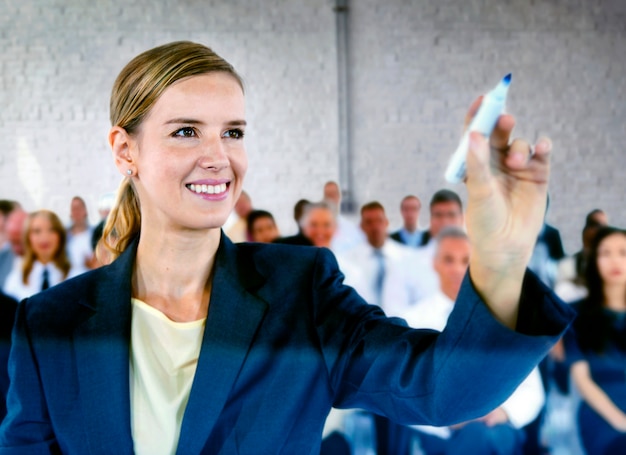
0, 0, 624, 253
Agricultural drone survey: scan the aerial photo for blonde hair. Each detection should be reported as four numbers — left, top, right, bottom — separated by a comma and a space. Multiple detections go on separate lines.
22, 210, 71, 284
99, 41, 244, 263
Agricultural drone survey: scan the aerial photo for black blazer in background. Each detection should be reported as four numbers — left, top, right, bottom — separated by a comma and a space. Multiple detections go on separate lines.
0, 292, 17, 423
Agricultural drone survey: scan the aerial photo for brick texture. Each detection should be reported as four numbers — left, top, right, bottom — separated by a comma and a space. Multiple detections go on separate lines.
0, 0, 624, 253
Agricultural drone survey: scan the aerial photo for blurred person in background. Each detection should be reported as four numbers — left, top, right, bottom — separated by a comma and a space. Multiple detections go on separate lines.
273, 199, 312, 246
340, 201, 420, 317
246, 210, 280, 243
402, 228, 544, 455
389, 195, 425, 248
301, 201, 337, 250
412, 189, 465, 301
3, 210, 74, 301
0, 208, 28, 294
556, 210, 609, 302
564, 226, 626, 455
0, 201, 20, 289
66, 196, 94, 275
323, 181, 364, 254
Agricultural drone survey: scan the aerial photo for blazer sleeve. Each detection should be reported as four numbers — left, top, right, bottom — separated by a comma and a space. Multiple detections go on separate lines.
0, 299, 61, 454
311, 247, 574, 426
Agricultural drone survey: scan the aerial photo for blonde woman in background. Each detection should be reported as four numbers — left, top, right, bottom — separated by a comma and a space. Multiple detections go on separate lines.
3, 210, 73, 301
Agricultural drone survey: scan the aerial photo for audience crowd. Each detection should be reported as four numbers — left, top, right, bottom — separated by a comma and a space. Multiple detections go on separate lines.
0, 182, 622, 454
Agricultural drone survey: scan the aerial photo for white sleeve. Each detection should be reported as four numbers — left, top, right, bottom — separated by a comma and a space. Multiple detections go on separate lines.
500, 366, 545, 428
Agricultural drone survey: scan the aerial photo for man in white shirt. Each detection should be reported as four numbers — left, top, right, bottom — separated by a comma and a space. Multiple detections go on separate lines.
339, 201, 421, 318
401, 227, 545, 455
412, 189, 466, 302
389, 195, 426, 248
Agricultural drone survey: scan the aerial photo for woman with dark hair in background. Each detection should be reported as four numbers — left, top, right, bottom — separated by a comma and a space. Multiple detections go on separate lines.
564, 226, 626, 454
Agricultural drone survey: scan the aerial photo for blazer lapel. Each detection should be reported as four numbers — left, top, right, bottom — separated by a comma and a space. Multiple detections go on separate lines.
177, 235, 268, 455
73, 241, 137, 454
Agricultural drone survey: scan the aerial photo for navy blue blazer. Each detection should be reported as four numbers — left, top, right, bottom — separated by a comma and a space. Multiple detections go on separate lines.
0, 234, 573, 454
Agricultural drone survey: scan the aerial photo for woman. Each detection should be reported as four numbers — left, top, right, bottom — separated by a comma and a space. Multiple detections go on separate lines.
0, 41, 572, 454
564, 226, 626, 454
3, 210, 72, 301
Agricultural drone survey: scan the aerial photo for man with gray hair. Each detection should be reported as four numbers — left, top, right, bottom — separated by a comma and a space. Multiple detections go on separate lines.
399, 227, 544, 455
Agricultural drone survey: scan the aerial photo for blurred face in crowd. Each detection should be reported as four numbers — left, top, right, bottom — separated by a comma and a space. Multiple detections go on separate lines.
302, 206, 336, 248
429, 201, 463, 237
360, 207, 389, 250
6, 209, 28, 256
323, 182, 341, 207
70, 197, 88, 225
400, 197, 421, 232
113, 73, 248, 232
434, 236, 471, 300
596, 233, 626, 287
250, 216, 279, 243
27, 213, 62, 264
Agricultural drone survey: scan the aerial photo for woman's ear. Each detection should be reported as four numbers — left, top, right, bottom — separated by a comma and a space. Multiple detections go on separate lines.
109, 126, 135, 176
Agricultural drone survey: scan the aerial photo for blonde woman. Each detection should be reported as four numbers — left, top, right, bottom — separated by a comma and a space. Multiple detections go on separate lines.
0, 42, 572, 454
3, 210, 73, 301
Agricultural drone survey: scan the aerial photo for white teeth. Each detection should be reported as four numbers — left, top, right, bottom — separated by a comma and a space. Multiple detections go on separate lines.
188, 183, 228, 195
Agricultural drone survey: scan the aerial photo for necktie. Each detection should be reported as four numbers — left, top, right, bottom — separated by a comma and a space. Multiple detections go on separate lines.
41, 268, 50, 291
373, 249, 385, 307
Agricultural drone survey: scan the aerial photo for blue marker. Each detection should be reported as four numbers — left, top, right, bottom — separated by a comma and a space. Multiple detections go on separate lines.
445, 73, 512, 183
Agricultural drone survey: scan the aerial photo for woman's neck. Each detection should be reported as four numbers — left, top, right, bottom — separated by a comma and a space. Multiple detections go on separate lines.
603, 283, 626, 312
134, 226, 221, 322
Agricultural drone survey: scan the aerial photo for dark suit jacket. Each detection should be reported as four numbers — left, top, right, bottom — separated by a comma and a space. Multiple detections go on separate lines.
0, 292, 17, 423
0, 234, 573, 454
389, 230, 430, 247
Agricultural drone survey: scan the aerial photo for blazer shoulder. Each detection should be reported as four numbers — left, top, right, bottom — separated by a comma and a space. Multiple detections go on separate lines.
389, 231, 403, 243
20, 267, 110, 331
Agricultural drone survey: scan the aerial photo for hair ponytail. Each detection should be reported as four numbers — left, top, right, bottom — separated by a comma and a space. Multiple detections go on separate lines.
97, 178, 141, 264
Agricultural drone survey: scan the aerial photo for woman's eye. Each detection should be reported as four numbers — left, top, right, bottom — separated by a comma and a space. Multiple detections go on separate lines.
223, 128, 245, 140
172, 127, 197, 138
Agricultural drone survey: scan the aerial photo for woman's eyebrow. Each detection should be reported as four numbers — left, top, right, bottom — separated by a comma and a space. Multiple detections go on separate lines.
164, 118, 247, 126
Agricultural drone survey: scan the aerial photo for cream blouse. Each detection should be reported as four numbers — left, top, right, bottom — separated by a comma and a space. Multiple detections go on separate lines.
130, 298, 206, 455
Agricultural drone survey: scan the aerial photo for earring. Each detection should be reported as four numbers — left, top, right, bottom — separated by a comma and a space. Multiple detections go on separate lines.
126, 169, 133, 176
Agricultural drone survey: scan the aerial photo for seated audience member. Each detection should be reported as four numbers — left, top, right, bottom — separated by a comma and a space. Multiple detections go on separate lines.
390, 195, 426, 247
224, 190, 252, 243
273, 199, 313, 246
402, 227, 545, 455
0, 291, 17, 423
66, 196, 94, 275
246, 210, 280, 243
339, 201, 420, 317
0, 201, 20, 289
0, 208, 27, 293
3, 210, 74, 301
419, 189, 464, 251
301, 201, 337, 249
323, 181, 364, 253
556, 211, 608, 302
412, 189, 465, 301
564, 226, 626, 455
